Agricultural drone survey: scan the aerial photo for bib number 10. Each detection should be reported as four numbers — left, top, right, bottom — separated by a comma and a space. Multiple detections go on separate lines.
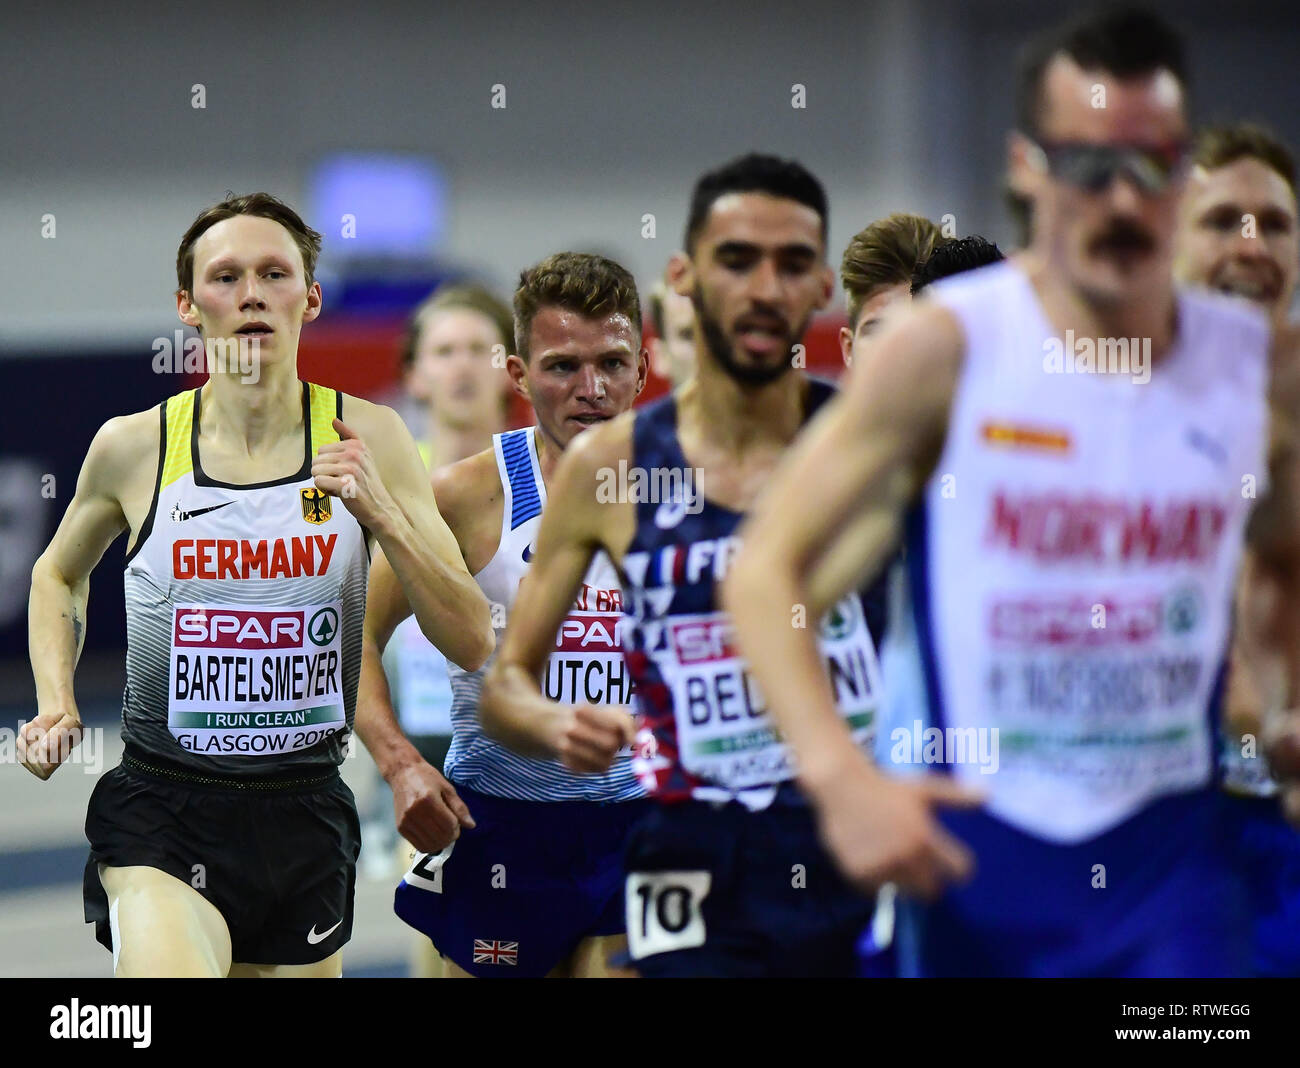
624, 871, 711, 960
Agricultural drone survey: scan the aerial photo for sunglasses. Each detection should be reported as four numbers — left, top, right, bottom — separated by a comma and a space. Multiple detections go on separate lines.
1027, 139, 1191, 194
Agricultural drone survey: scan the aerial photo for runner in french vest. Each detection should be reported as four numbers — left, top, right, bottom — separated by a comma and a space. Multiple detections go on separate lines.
591, 377, 888, 977
622, 380, 883, 809
479, 158, 886, 977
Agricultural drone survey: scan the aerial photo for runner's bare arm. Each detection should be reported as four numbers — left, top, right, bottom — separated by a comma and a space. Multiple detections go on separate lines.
355, 544, 417, 777
23, 410, 156, 778
355, 543, 476, 849
1222, 552, 1289, 742
724, 304, 982, 896
314, 397, 494, 671
1248, 324, 1300, 817
479, 416, 637, 768
725, 304, 960, 785
1226, 417, 1297, 746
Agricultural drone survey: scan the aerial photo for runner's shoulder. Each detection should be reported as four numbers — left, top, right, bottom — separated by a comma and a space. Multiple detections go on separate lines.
333, 390, 405, 440
331, 391, 423, 484
837, 298, 963, 433
431, 447, 501, 542
893, 297, 965, 366
84, 406, 161, 492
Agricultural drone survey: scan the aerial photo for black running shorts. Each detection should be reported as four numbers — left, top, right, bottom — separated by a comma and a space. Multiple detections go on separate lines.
84, 746, 361, 967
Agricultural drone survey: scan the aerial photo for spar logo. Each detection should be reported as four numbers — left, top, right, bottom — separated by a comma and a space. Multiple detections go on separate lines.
553, 613, 628, 653
174, 607, 304, 649
669, 617, 737, 665
989, 586, 1204, 647
307, 607, 339, 647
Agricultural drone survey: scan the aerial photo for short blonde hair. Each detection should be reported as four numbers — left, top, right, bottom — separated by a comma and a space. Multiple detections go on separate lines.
841, 214, 946, 327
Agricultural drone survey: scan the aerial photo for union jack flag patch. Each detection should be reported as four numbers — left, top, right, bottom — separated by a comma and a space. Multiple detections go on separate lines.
473, 939, 518, 966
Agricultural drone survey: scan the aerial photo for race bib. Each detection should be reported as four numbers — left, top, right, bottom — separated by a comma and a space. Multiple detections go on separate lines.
543, 611, 635, 707
167, 601, 346, 757
983, 589, 1212, 794
663, 596, 880, 791
625, 871, 711, 959
403, 842, 455, 894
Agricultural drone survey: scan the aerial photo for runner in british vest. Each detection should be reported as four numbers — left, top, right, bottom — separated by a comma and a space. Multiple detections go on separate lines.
21, 194, 493, 977
725, 9, 1300, 976
481, 156, 886, 977
356, 253, 650, 977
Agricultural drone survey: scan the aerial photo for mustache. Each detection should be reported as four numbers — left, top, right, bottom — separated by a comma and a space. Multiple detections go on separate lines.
1089, 218, 1155, 255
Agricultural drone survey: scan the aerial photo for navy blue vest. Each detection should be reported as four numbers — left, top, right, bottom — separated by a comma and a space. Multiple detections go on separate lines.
620, 378, 892, 803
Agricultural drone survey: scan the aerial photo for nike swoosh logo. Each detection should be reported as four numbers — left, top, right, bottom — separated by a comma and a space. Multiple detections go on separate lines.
307, 919, 343, 945
171, 501, 235, 522
1185, 427, 1227, 466
654, 499, 686, 530
522, 543, 534, 562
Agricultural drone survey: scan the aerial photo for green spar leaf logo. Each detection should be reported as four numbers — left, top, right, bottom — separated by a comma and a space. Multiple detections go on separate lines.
819, 600, 855, 641
1165, 587, 1199, 636
307, 607, 339, 647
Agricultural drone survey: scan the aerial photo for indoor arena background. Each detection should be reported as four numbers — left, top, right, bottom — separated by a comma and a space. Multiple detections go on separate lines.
1, 0, 1297, 975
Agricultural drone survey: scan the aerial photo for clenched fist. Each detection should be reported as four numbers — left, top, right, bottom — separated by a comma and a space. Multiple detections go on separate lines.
311, 417, 395, 528
18, 710, 84, 780
554, 704, 636, 774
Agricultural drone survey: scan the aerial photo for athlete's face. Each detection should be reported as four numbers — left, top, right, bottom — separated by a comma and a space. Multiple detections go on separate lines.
839, 282, 912, 366
1010, 56, 1189, 307
178, 214, 322, 372
1174, 157, 1298, 322
679, 193, 833, 386
649, 283, 698, 387
406, 307, 510, 433
508, 306, 647, 451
